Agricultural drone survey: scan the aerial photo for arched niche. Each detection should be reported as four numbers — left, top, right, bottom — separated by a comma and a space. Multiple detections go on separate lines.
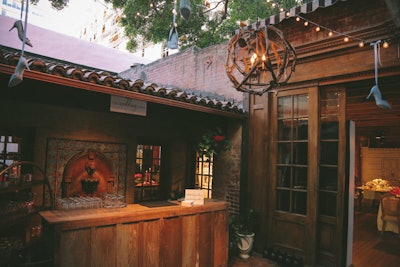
62, 149, 115, 197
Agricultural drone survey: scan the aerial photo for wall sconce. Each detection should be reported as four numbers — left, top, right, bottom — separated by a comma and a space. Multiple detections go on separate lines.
225, 25, 297, 95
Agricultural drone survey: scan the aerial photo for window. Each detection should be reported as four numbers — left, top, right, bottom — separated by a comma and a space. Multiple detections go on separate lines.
318, 89, 340, 217
276, 94, 308, 215
0, 134, 24, 184
195, 152, 213, 198
134, 144, 161, 202
0, 135, 21, 169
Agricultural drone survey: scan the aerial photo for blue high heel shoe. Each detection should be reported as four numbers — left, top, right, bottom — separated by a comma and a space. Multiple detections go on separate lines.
367, 85, 391, 110
8, 56, 30, 87
9, 20, 33, 47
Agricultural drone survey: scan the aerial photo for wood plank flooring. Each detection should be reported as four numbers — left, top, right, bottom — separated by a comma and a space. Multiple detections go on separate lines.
230, 203, 400, 267
352, 205, 400, 267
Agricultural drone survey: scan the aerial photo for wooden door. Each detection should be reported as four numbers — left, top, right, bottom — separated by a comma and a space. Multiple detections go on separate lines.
266, 86, 348, 266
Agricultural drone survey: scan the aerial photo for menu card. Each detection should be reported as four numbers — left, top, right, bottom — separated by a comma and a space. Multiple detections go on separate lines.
185, 189, 204, 205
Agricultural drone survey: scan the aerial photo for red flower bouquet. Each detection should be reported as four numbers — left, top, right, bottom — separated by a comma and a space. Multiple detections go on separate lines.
213, 135, 225, 142
389, 186, 400, 197
195, 127, 231, 159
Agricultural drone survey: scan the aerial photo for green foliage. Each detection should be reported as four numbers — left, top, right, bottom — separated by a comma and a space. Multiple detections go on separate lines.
195, 127, 231, 159
30, 0, 69, 10
230, 209, 256, 235
103, 0, 310, 52
33, 0, 310, 50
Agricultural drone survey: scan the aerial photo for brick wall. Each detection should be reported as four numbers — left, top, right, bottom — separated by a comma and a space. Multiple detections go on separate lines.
120, 44, 246, 216
212, 121, 243, 216
120, 44, 244, 104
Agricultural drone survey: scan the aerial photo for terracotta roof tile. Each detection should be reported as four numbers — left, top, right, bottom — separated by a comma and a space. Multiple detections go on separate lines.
0, 47, 245, 115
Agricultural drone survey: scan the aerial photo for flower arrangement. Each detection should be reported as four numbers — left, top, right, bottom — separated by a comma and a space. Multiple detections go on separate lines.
195, 127, 231, 159
389, 186, 400, 197
134, 173, 143, 183
365, 178, 389, 189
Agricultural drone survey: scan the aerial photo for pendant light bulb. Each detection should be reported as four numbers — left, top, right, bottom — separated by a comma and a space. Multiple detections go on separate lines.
382, 41, 389, 48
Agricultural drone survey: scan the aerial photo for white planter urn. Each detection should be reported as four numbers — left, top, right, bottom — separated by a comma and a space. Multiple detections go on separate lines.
236, 232, 255, 259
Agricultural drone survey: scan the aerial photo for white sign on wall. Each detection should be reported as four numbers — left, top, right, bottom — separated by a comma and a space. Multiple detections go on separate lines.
110, 95, 147, 116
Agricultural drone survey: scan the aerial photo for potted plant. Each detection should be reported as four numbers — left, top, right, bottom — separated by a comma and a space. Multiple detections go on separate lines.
230, 209, 256, 259
195, 127, 231, 159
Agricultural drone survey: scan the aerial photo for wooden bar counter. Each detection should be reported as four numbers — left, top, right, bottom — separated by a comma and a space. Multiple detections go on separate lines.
39, 199, 228, 267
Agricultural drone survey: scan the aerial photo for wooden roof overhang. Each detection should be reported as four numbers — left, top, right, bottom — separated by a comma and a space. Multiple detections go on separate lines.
0, 50, 246, 120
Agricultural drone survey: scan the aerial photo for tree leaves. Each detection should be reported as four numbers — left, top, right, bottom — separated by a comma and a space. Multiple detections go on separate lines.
38, 0, 309, 51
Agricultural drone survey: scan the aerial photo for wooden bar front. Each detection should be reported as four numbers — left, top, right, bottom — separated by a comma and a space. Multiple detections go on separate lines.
39, 200, 228, 267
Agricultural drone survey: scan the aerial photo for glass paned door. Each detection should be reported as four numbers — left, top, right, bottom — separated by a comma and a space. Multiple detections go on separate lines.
276, 94, 308, 215
318, 89, 340, 217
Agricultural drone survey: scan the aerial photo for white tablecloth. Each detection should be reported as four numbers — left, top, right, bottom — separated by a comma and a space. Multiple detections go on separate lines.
377, 204, 399, 234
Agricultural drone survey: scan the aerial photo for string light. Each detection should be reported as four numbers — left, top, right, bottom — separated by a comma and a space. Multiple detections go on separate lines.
382, 41, 389, 48
296, 15, 365, 45
292, 15, 398, 49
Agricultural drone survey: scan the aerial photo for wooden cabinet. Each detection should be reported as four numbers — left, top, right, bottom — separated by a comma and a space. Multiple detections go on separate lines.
40, 200, 228, 267
0, 161, 53, 266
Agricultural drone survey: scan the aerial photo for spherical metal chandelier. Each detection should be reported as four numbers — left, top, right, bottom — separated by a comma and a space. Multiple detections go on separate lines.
225, 25, 297, 95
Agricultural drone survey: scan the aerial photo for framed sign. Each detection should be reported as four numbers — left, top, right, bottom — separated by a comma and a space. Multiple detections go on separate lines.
110, 95, 147, 116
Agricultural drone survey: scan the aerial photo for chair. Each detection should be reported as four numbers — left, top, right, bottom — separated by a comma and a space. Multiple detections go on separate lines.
380, 195, 400, 236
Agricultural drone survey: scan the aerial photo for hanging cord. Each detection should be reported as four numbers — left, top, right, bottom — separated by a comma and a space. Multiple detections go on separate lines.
367, 40, 391, 110
167, 0, 178, 49
8, 0, 29, 87
21, 0, 29, 57
20, 0, 24, 20
372, 40, 381, 86
172, 0, 177, 26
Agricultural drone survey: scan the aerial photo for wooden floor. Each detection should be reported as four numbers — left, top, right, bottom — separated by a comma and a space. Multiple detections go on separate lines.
230, 203, 400, 267
352, 204, 400, 267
